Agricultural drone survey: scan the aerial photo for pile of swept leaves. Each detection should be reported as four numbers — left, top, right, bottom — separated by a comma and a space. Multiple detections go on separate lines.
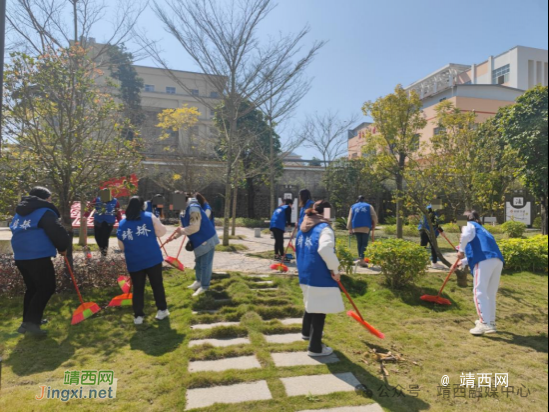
0, 253, 127, 298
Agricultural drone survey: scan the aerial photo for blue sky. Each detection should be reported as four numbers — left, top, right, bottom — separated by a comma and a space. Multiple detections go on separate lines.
99, 0, 548, 158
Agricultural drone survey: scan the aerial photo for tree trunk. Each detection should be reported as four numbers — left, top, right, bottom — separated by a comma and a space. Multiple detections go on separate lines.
78, 200, 87, 246
396, 173, 404, 239
455, 270, 469, 287
247, 177, 256, 219
269, 122, 276, 216
541, 195, 548, 236
231, 185, 237, 237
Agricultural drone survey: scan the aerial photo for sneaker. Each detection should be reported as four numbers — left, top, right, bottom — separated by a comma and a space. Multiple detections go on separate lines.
17, 322, 27, 334
24, 322, 48, 336
187, 281, 202, 291
134, 316, 144, 325
308, 345, 334, 357
192, 287, 208, 297
475, 319, 497, 331
431, 263, 446, 270
155, 309, 170, 321
470, 322, 497, 336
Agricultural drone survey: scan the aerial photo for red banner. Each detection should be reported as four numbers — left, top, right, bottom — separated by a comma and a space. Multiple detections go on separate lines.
101, 174, 139, 198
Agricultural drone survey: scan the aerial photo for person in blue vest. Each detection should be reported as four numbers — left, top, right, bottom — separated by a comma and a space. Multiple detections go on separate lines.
296, 200, 344, 357
117, 197, 169, 325
418, 205, 446, 270
86, 192, 122, 257
195, 192, 215, 226
298, 189, 314, 228
270, 199, 293, 261
144, 194, 164, 219
458, 210, 504, 336
10, 187, 70, 336
171, 194, 220, 297
347, 196, 378, 267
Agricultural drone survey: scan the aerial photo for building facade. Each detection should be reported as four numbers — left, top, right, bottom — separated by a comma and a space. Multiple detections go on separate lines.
349, 45, 549, 157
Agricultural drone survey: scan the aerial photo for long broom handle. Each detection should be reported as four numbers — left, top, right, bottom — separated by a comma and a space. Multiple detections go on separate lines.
438, 259, 461, 297
64, 256, 85, 305
338, 280, 365, 322
175, 235, 186, 259
283, 226, 297, 257
438, 229, 457, 250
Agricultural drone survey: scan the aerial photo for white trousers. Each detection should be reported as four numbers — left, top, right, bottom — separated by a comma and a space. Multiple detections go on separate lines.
473, 258, 504, 324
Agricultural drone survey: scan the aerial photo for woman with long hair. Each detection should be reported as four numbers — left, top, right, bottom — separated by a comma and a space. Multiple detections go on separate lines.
195, 192, 215, 225
117, 196, 170, 325
458, 210, 504, 336
298, 189, 314, 227
296, 200, 344, 357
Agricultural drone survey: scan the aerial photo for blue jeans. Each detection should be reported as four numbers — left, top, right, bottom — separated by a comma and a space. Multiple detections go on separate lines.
195, 247, 215, 288
355, 232, 371, 259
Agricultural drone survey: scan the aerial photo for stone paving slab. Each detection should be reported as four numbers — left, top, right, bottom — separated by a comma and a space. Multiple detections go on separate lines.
281, 373, 362, 397
298, 405, 384, 412
245, 274, 272, 278
254, 281, 275, 285
264, 333, 304, 344
189, 337, 251, 348
280, 318, 302, 325
189, 355, 261, 373
257, 288, 279, 291
191, 322, 240, 330
192, 310, 219, 315
186, 380, 272, 410
272, 352, 340, 367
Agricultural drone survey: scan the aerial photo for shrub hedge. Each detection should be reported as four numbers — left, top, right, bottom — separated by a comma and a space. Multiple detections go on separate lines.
499, 235, 548, 272
367, 238, 430, 289
501, 221, 527, 238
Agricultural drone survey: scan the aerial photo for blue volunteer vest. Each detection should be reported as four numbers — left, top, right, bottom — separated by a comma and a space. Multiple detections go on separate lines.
145, 201, 153, 213
270, 205, 289, 231
466, 222, 504, 274
181, 204, 217, 248
299, 199, 314, 227
203, 203, 215, 223
351, 202, 373, 229
10, 208, 57, 260
94, 197, 118, 224
296, 223, 337, 288
418, 212, 440, 237
117, 212, 163, 272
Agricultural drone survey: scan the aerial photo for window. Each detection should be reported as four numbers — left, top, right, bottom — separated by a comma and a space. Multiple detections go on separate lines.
210, 109, 215, 117
434, 127, 446, 136
191, 89, 199, 96
144, 84, 155, 92
210, 91, 219, 98
166, 87, 176, 94
492, 64, 510, 85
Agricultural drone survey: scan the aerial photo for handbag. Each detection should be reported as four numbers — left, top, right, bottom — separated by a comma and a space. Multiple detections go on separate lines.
185, 239, 194, 252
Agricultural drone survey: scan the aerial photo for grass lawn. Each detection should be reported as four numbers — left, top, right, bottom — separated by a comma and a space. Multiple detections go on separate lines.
0, 265, 547, 411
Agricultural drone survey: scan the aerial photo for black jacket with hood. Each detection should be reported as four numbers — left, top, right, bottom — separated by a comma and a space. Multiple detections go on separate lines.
15, 196, 70, 253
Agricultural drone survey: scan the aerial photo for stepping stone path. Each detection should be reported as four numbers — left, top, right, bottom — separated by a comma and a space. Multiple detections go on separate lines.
186, 380, 272, 410
191, 322, 240, 330
185, 271, 383, 411
299, 406, 384, 412
264, 333, 304, 344
272, 351, 340, 367
281, 372, 362, 397
189, 337, 251, 348
189, 355, 261, 373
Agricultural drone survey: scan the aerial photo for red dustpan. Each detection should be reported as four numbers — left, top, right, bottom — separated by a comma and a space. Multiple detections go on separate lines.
270, 262, 289, 272
64, 256, 101, 325
338, 280, 385, 339
118, 275, 132, 294
159, 236, 186, 271
420, 259, 460, 306
109, 278, 133, 307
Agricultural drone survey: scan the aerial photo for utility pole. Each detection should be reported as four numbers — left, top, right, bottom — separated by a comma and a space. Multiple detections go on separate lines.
0, 0, 7, 157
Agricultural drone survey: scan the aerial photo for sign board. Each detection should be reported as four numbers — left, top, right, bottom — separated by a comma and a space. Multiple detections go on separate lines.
284, 193, 293, 200
505, 196, 532, 225
101, 174, 138, 198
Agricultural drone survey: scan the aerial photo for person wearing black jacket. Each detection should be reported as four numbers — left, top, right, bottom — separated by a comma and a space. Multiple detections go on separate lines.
10, 187, 70, 336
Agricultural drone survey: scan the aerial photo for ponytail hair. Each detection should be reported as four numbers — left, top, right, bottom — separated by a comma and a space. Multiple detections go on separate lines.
464, 210, 482, 225
126, 196, 144, 221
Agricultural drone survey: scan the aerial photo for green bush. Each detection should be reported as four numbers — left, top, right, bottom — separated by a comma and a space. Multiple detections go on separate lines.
484, 225, 506, 235
443, 222, 461, 234
234, 218, 269, 228
407, 215, 421, 227
382, 224, 418, 237
367, 238, 430, 289
336, 238, 356, 277
384, 216, 397, 225
499, 235, 548, 272
533, 216, 542, 230
501, 221, 527, 238
335, 217, 349, 231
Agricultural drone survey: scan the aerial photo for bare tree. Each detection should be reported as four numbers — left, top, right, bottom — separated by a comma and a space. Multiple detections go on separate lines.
6, 0, 147, 61
141, 0, 325, 245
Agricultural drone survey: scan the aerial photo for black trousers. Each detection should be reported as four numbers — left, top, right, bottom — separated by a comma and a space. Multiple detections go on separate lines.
302, 311, 326, 353
129, 263, 168, 318
420, 231, 438, 263
16, 258, 56, 325
94, 222, 114, 251
271, 228, 285, 256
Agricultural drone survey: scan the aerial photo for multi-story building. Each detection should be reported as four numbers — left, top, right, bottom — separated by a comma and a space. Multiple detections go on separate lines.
349, 45, 549, 158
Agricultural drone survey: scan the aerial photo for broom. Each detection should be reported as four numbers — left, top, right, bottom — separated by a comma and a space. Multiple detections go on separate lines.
64, 256, 101, 325
164, 235, 186, 272
338, 280, 385, 339
270, 227, 296, 272
438, 229, 458, 251
420, 259, 461, 306
109, 278, 133, 307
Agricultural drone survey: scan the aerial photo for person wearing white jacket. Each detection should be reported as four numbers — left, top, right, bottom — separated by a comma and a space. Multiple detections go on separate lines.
296, 200, 345, 357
